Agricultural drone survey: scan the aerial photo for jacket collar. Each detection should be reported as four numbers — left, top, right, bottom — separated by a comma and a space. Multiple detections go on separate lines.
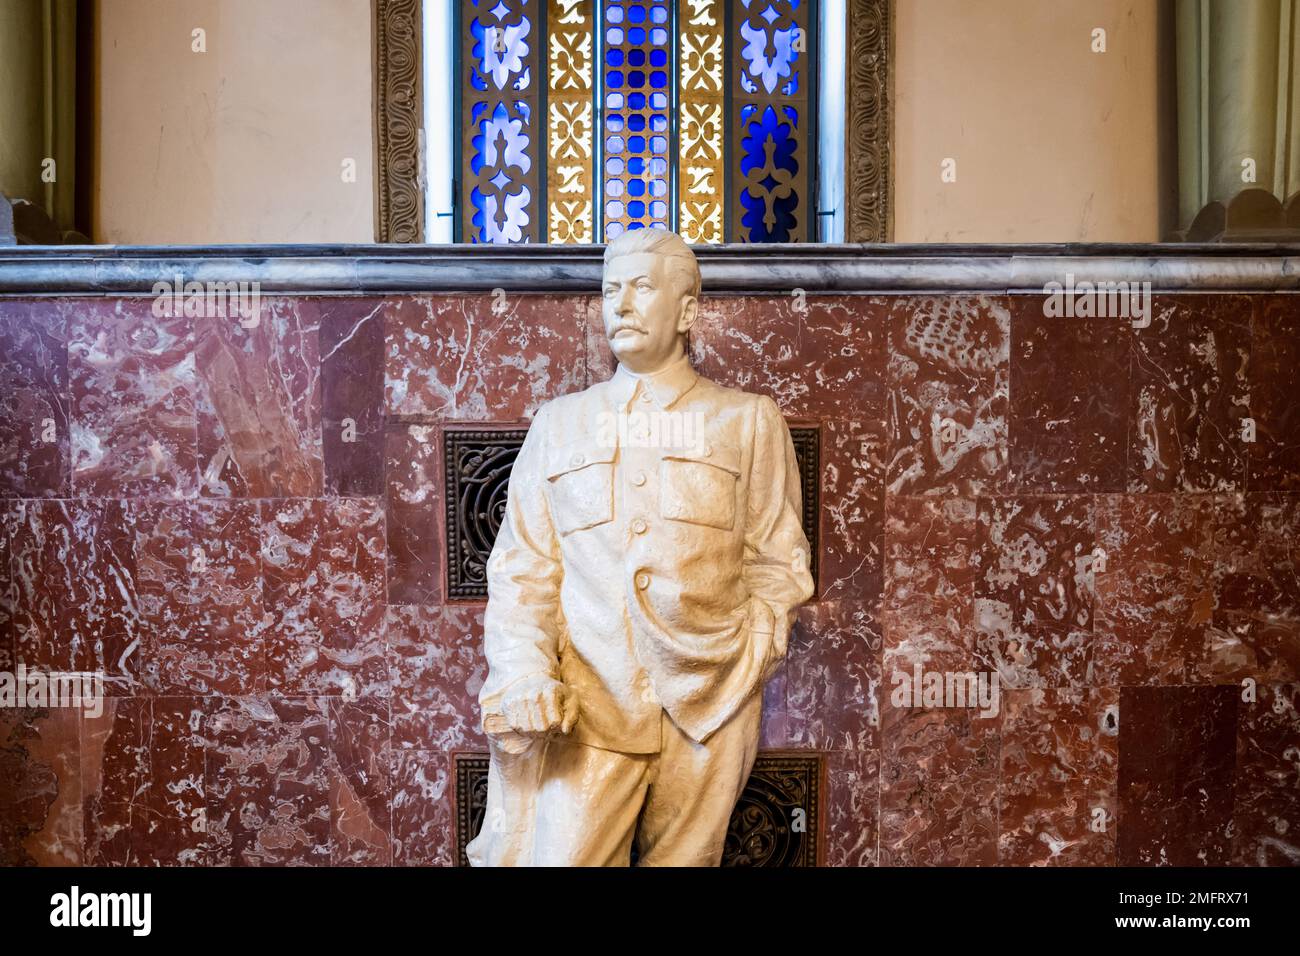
609, 352, 699, 410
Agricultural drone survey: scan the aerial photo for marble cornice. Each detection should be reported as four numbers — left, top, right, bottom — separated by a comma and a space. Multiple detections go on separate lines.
0, 243, 1297, 294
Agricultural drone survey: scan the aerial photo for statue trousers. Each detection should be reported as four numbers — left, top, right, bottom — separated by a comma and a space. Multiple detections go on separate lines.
466, 690, 762, 866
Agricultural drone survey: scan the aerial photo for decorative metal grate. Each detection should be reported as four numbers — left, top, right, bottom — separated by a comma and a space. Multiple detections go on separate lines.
444, 422, 820, 599
444, 429, 529, 598
454, 750, 822, 865
788, 425, 819, 586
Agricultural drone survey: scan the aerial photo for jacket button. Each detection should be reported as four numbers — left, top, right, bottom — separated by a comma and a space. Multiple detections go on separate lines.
632, 470, 647, 486
570, 453, 585, 466
703, 444, 713, 457
634, 571, 650, 590
631, 518, 647, 534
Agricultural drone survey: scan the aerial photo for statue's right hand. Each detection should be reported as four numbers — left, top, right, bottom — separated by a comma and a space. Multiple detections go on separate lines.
497, 675, 578, 736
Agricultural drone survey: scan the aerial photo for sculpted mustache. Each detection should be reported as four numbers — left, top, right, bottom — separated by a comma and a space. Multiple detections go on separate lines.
613, 323, 646, 333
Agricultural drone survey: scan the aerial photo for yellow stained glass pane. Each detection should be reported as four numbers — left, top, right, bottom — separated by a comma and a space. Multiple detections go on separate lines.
547, 0, 595, 242
678, 0, 725, 244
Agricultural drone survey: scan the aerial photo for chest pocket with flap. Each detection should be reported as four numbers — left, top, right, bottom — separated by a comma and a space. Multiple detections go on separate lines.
545, 435, 617, 535
659, 442, 742, 531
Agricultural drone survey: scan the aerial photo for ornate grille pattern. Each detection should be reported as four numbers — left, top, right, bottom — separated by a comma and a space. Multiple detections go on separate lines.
455, 751, 822, 865
601, 0, 674, 237
789, 425, 819, 585
461, 0, 543, 242
444, 429, 528, 598
445, 422, 819, 599
547, 0, 596, 242
732, 0, 813, 242
678, 0, 726, 242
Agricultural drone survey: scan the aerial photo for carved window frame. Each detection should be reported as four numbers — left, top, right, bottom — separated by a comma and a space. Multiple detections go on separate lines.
844, 0, 891, 242
374, 0, 425, 242
373, 0, 892, 243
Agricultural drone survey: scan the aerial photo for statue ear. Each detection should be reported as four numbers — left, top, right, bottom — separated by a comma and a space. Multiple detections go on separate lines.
677, 295, 698, 335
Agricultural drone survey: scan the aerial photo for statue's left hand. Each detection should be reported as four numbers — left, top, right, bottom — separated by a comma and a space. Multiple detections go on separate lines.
487, 675, 579, 737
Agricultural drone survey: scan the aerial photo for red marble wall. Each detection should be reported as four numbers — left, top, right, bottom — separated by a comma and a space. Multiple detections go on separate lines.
1, 291, 1297, 866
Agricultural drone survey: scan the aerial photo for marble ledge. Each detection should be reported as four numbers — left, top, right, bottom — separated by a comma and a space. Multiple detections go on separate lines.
0, 243, 1297, 294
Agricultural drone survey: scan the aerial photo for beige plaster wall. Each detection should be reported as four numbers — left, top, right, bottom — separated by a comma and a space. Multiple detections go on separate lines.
93, 0, 374, 244
88, 0, 1164, 245
893, 0, 1163, 242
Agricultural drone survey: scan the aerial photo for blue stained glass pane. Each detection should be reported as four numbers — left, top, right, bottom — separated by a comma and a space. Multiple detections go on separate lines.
473, 2, 537, 93
606, 157, 624, 174
739, 105, 801, 240
739, 104, 795, 176
606, 135, 625, 152
466, 0, 537, 244
601, 0, 671, 235
606, 92, 624, 108
740, 17, 804, 94
606, 70, 624, 89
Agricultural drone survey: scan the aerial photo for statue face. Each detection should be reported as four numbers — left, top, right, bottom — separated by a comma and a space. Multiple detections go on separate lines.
601, 250, 696, 373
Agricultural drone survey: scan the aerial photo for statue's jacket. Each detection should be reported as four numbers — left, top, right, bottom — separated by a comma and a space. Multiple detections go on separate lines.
480, 353, 816, 753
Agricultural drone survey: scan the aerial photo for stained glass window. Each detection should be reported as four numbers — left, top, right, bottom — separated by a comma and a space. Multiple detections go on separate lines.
547, 0, 595, 242
678, 0, 726, 242
601, 0, 673, 238
734, 0, 811, 242
451, 0, 820, 243
460, 0, 542, 243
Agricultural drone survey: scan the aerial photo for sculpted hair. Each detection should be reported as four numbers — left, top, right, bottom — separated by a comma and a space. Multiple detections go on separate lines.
603, 228, 702, 300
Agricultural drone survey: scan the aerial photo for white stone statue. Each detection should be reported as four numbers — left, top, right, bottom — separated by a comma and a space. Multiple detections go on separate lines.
466, 228, 815, 867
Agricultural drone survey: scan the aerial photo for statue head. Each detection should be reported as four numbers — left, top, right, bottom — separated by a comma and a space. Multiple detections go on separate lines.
601, 227, 700, 374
